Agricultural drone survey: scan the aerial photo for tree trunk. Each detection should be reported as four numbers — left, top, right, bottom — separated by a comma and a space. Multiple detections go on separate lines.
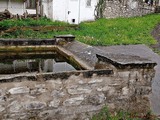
36, 0, 39, 19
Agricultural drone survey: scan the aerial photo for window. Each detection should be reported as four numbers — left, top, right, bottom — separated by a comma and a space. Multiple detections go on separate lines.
86, 0, 91, 7
26, 0, 36, 9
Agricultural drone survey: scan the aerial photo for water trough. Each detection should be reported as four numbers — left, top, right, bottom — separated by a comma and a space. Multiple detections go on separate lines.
0, 35, 157, 120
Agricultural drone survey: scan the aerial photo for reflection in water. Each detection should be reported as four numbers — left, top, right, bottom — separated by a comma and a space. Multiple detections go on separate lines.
0, 52, 78, 74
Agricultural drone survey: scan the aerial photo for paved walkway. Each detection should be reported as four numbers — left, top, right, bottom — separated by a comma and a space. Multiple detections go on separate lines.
97, 44, 160, 115
152, 23, 160, 51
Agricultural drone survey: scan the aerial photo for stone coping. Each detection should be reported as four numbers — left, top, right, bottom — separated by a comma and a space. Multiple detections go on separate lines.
54, 34, 75, 38
0, 34, 75, 46
0, 69, 113, 83
0, 38, 55, 41
96, 53, 157, 69
63, 40, 157, 69
0, 39, 56, 46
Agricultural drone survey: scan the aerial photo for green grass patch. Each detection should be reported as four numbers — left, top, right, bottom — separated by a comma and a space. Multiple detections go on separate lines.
0, 14, 160, 46
0, 17, 69, 30
91, 107, 159, 120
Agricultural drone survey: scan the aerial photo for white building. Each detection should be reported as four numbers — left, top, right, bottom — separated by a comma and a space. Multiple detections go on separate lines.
41, 0, 98, 24
0, 0, 25, 15
0, 0, 36, 15
0, 0, 99, 24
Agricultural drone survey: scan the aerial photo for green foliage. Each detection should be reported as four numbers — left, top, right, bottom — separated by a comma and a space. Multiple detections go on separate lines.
152, 48, 160, 55
74, 14, 160, 46
92, 107, 111, 120
0, 17, 69, 30
0, 14, 160, 46
91, 107, 159, 120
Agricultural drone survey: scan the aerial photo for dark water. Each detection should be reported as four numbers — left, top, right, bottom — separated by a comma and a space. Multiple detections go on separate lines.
0, 52, 79, 74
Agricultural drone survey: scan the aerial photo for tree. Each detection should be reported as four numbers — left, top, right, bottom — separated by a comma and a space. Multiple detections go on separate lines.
36, 0, 40, 19
94, 0, 106, 19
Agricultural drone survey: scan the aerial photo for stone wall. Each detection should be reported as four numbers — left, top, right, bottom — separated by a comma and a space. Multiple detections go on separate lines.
0, 65, 155, 120
103, 0, 155, 18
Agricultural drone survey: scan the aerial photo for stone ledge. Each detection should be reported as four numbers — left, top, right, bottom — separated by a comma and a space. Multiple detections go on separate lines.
0, 39, 56, 46
0, 34, 75, 46
54, 34, 75, 42
96, 53, 157, 69
0, 69, 113, 83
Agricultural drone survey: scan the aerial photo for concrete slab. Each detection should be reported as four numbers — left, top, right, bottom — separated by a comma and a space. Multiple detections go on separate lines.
96, 44, 160, 115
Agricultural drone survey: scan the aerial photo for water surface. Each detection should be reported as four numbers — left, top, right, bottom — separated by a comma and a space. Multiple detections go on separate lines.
0, 52, 79, 74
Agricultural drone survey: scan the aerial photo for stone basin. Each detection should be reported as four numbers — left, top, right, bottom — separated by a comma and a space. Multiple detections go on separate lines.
0, 35, 157, 120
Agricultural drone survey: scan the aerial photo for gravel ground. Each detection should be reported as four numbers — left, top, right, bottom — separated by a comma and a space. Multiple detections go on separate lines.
96, 44, 160, 115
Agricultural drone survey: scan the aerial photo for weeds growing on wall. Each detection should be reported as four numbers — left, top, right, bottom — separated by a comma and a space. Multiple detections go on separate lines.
0, 14, 160, 46
91, 106, 159, 120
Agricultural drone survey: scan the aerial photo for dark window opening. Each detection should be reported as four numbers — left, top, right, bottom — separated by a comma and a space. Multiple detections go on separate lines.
86, 0, 91, 6
72, 19, 75, 23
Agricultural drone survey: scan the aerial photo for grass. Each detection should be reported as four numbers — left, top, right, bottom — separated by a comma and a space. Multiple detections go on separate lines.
91, 107, 159, 120
0, 14, 160, 46
0, 17, 69, 30
75, 14, 160, 46
152, 48, 160, 55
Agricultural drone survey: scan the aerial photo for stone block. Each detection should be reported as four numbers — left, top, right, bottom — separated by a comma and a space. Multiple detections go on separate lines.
130, 71, 140, 79
122, 87, 129, 95
24, 101, 46, 110
85, 93, 106, 105
97, 86, 111, 92
78, 80, 87, 84
9, 101, 23, 113
68, 86, 92, 95
108, 88, 116, 96
88, 78, 103, 84
0, 96, 7, 102
47, 80, 63, 90
0, 89, 6, 96
0, 105, 5, 112
35, 84, 45, 88
8, 86, 30, 94
49, 99, 61, 108
63, 95, 84, 106
118, 71, 130, 79
30, 84, 47, 95
51, 90, 65, 98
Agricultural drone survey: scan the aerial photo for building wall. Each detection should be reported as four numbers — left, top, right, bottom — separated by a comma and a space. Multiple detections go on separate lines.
0, 0, 25, 15
42, 0, 98, 24
0, 0, 7, 12
79, 0, 98, 23
52, 0, 68, 22
40, 0, 53, 19
26, 9, 36, 14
